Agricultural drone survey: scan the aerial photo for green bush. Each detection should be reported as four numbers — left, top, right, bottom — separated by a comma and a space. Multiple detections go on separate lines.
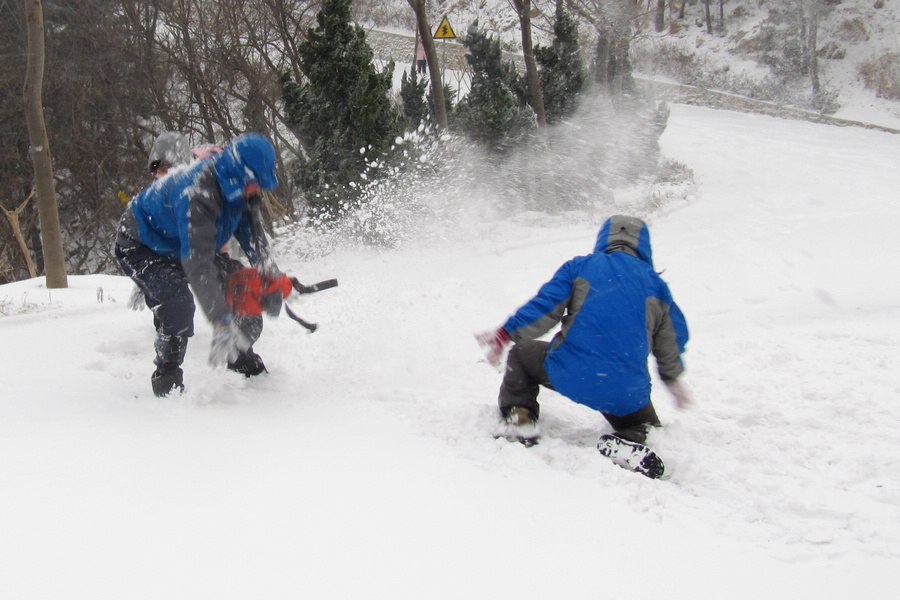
280, 0, 403, 216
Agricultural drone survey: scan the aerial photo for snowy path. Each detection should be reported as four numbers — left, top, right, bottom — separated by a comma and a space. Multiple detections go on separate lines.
2, 105, 899, 598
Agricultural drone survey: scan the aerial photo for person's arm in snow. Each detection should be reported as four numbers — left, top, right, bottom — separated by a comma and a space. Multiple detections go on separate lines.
208, 313, 250, 366
180, 173, 254, 366
474, 327, 511, 367
180, 168, 232, 325
502, 259, 580, 342
476, 259, 579, 366
648, 285, 692, 408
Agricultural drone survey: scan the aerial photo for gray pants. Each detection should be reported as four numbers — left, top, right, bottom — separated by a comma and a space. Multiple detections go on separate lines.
498, 339, 660, 443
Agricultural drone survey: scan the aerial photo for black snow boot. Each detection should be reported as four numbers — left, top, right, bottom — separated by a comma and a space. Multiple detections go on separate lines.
597, 434, 665, 479
151, 364, 184, 397
227, 348, 267, 377
152, 334, 188, 397
494, 406, 541, 447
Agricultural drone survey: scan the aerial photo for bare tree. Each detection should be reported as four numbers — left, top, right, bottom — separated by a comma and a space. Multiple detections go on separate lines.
569, 0, 640, 93
406, 0, 448, 128
804, 0, 831, 96
0, 3, 37, 283
115, 0, 320, 215
703, 0, 713, 34
1, 192, 38, 278
510, 0, 547, 127
2, 0, 316, 284
23, 0, 67, 288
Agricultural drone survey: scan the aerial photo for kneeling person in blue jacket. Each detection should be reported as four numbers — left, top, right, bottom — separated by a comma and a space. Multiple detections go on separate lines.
477, 215, 691, 477
115, 133, 281, 397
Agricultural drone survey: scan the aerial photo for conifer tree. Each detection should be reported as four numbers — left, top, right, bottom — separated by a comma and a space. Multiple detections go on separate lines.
400, 63, 428, 128
280, 0, 402, 214
535, 1, 585, 123
453, 23, 535, 153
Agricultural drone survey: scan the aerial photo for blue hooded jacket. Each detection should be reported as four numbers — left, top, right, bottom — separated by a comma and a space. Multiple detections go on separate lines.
502, 216, 689, 416
125, 133, 278, 323
129, 133, 277, 262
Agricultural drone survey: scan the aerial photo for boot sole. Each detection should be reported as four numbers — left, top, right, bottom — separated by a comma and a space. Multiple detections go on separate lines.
597, 434, 665, 479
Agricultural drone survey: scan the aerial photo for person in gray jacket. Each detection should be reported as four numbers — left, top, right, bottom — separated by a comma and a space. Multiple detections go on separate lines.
115, 133, 280, 396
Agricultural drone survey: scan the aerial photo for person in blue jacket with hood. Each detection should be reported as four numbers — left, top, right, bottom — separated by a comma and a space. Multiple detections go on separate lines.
115, 133, 281, 397
476, 215, 691, 478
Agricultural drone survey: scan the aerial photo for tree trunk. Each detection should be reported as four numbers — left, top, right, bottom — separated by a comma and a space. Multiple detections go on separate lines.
609, 30, 635, 97
23, 0, 67, 288
595, 30, 610, 85
704, 0, 713, 34
808, 7, 820, 94
656, 0, 666, 32
407, 0, 448, 129
512, 0, 547, 127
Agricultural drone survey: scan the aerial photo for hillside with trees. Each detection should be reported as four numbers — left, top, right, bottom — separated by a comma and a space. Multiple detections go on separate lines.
2, 0, 898, 285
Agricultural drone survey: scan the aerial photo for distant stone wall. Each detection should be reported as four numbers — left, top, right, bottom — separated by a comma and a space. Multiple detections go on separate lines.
368, 29, 419, 65
367, 28, 524, 74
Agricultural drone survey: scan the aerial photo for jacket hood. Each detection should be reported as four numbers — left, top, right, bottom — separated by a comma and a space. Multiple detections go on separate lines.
214, 133, 278, 202
147, 131, 190, 173
594, 215, 654, 268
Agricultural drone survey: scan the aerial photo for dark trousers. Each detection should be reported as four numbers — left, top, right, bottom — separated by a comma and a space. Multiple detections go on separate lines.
498, 339, 661, 443
115, 242, 262, 366
116, 242, 195, 338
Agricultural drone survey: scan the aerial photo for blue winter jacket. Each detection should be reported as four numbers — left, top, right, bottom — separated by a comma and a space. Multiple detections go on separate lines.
122, 133, 277, 324
502, 216, 689, 416
129, 158, 256, 264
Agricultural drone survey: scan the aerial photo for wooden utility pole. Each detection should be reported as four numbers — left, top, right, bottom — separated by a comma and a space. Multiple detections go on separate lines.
24, 0, 68, 288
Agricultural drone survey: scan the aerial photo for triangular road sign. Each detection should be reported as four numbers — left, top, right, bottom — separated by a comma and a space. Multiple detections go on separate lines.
433, 16, 456, 40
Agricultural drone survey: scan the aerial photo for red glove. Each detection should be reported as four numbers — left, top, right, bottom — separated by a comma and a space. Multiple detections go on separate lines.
475, 327, 511, 368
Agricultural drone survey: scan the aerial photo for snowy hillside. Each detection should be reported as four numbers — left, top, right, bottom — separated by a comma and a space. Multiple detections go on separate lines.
632, 0, 900, 127
362, 0, 900, 129
2, 102, 898, 597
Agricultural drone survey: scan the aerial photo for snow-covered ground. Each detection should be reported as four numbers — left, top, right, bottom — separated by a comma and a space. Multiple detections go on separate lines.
2, 104, 899, 598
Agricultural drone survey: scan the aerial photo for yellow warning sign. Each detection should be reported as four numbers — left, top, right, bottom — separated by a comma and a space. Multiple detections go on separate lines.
433, 16, 456, 40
